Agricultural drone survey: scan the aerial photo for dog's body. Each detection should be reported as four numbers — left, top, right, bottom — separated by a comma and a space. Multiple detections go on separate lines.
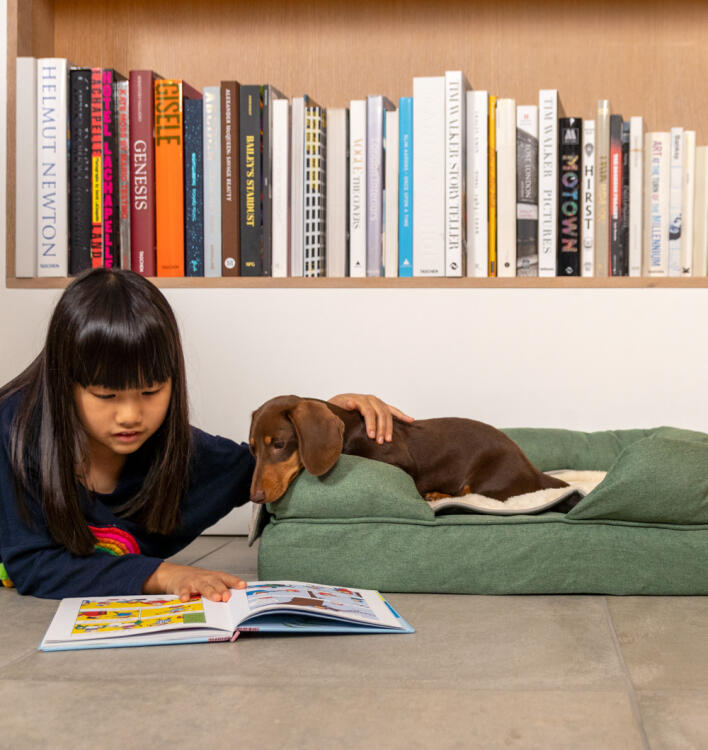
249, 396, 567, 504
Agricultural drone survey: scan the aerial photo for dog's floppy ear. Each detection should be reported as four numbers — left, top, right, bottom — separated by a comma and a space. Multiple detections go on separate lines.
288, 400, 344, 476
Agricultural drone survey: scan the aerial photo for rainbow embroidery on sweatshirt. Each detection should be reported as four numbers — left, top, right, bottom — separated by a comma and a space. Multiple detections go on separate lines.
89, 525, 140, 556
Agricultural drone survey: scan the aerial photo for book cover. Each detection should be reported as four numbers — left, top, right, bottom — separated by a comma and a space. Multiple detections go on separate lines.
608, 114, 624, 276
668, 126, 684, 276
444, 71, 471, 277
221, 80, 241, 276
304, 105, 327, 277
39, 582, 413, 651
516, 104, 538, 277
643, 132, 670, 276
116, 79, 131, 271
398, 97, 413, 277
383, 108, 399, 278
413, 76, 445, 277
183, 97, 204, 276
538, 89, 563, 277
693, 146, 708, 277
628, 116, 644, 277
348, 99, 366, 277
101, 69, 125, 269
272, 98, 290, 278
154, 79, 202, 277
496, 98, 517, 277
69, 68, 92, 276
15, 57, 38, 278
203, 85, 222, 277
488, 94, 497, 276
581, 119, 595, 277
326, 107, 349, 278
262, 86, 286, 277
681, 130, 696, 276
366, 95, 395, 277
129, 70, 160, 277
467, 90, 488, 277
240, 85, 263, 276
90, 68, 104, 268
595, 99, 611, 277
37, 58, 71, 277
557, 117, 582, 276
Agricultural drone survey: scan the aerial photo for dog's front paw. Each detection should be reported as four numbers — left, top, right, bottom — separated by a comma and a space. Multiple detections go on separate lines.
424, 491, 451, 502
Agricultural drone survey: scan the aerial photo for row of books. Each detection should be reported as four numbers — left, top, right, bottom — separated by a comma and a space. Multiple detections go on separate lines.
15, 59, 708, 279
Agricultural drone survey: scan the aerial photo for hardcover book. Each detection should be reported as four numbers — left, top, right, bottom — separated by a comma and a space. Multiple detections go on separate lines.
643, 132, 670, 276
116, 79, 131, 271
668, 127, 684, 277
304, 105, 327, 277
90, 68, 104, 268
397, 97, 413, 277
496, 98, 517, 277
271, 98, 290, 278
608, 114, 625, 276
15, 57, 37, 277
557, 117, 582, 276
516, 104, 538, 277
220, 80, 241, 276
467, 90, 488, 277
348, 99, 366, 277
183, 97, 204, 276
69, 68, 92, 275
581, 119, 595, 277
326, 107, 349, 277
101, 69, 126, 269
488, 94, 497, 276
262, 86, 287, 277
40, 582, 413, 651
681, 131, 696, 277
240, 85, 263, 276
628, 116, 644, 277
203, 85, 222, 277
619, 120, 630, 276
594, 99, 611, 277
384, 108, 399, 278
537, 89, 564, 277
290, 95, 318, 276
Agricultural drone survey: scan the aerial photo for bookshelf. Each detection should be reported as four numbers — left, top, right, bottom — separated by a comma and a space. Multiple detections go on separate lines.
5, 0, 708, 288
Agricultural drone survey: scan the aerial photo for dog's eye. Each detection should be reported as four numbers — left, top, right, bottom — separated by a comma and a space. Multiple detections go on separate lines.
273, 440, 285, 449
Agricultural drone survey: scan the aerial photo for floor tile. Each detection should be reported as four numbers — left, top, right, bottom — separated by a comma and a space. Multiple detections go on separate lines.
638, 691, 708, 750
188, 536, 259, 578
166, 534, 234, 566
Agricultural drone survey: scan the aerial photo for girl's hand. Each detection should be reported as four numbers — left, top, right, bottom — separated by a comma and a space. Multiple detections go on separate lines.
328, 393, 414, 444
143, 561, 247, 602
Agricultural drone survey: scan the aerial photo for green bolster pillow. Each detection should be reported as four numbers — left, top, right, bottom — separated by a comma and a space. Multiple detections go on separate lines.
567, 434, 708, 524
268, 454, 434, 521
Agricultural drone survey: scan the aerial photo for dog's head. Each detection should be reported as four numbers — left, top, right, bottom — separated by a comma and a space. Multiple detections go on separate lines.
248, 396, 345, 504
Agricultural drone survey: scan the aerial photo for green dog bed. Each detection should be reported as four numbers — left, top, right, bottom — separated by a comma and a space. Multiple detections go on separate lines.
255, 426, 708, 595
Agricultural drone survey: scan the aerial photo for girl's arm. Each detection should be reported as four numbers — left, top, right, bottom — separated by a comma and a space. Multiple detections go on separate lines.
328, 393, 415, 444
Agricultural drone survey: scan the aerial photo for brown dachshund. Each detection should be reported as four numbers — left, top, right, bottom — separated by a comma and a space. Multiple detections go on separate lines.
248, 395, 567, 504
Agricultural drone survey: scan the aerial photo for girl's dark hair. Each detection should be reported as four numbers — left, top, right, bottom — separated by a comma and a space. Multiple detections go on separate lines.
0, 268, 191, 555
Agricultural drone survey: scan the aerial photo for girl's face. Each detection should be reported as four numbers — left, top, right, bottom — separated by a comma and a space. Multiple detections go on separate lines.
73, 380, 172, 458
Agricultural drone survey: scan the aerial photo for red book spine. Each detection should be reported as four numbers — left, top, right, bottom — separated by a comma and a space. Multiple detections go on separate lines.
90, 68, 103, 267
129, 70, 158, 276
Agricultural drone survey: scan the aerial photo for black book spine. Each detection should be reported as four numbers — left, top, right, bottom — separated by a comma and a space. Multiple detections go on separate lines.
69, 69, 92, 275
557, 117, 582, 276
618, 120, 631, 276
609, 114, 625, 276
183, 98, 204, 276
239, 85, 263, 275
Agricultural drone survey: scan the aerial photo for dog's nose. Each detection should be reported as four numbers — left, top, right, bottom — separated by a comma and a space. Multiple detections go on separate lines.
251, 489, 266, 504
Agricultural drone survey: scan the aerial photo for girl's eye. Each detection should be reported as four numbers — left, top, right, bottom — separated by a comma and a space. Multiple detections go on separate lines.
273, 440, 285, 449
91, 392, 115, 400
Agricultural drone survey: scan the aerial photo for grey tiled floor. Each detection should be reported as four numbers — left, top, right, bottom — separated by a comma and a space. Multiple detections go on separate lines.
2, 536, 708, 749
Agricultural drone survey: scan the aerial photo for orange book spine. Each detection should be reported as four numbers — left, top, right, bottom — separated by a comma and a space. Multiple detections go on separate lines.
154, 80, 186, 276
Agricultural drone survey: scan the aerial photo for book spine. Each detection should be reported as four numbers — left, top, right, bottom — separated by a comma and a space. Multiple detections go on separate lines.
496, 98, 517, 277
643, 132, 670, 276
37, 58, 70, 277
595, 99, 610, 277
608, 114, 624, 276
202, 86, 222, 277
154, 80, 186, 276
488, 94, 497, 276
668, 126, 684, 276
628, 116, 644, 277
221, 81, 240, 276
537, 89, 559, 277
413, 76, 445, 277
303, 106, 326, 277
384, 108, 399, 278
581, 119, 595, 277
557, 117, 582, 276
397, 97, 413, 277
325, 107, 348, 278
15, 57, 38, 278
619, 121, 630, 276
366, 95, 385, 276
290, 96, 306, 277
681, 130, 696, 276
101, 70, 119, 269
69, 69, 92, 276
129, 70, 157, 276
515, 104, 538, 277
693, 146, 708, 277
116, 79, 130, 271
90, 68, 104, 268
349, 99, 366, 277
467, 90, 488, 277
240, 85, 263, 276
445, 71, 469, 276
272, 98, 290, 278
262, 86, 284, 277
183, 98, 204, 276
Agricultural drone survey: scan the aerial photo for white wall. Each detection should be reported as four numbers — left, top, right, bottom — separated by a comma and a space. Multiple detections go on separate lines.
2, 3, 707, 533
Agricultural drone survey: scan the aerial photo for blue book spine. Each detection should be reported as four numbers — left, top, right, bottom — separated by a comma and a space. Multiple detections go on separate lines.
184, 98, 204, 276
398, 97, 413, 277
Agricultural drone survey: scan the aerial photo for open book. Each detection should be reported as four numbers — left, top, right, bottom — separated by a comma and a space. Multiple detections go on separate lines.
39, 581, 413, 651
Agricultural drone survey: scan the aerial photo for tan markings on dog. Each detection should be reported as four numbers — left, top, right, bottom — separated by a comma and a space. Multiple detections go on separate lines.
261, 451, 302, 501
265, 436, 272, 446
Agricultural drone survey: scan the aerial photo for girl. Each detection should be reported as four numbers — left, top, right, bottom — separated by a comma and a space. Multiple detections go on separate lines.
0, 269, 412, 601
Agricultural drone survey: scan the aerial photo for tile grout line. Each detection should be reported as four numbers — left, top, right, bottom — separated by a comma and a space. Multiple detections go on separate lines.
187, 536, 242, 566
602, 596, 652, 750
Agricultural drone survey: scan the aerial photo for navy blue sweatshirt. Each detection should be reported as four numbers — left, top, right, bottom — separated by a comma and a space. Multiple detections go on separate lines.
0, 391, 255, 599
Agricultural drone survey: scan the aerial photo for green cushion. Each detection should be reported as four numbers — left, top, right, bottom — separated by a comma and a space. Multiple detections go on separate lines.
567, 435, 708, 524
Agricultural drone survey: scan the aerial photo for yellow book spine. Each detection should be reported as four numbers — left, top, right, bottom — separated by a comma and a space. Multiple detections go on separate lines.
488, 95, 497, 277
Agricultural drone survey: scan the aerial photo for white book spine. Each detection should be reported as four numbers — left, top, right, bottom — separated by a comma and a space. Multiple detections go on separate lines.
325, 107, 346, 278
349, 99, 367, 277
16, 57, 37, 278
272, 98, 290, 278
681, 130, 696, 276
290, 97, 306, 277
644, 132, 670, 276
581, 119, 595, 277
537, 89, 558, 276
496, 98, 516, 277
413, 76, 445, 277
203, 86, 222, 277
693, 146, 708, 277
668, 126, 684, 276
467, 90, 488, 276
595, 99, 610, 277
36, 58, 70, 277
628, 116, 644, 277
384, 109, 399, 278
445, 71, 469, 276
